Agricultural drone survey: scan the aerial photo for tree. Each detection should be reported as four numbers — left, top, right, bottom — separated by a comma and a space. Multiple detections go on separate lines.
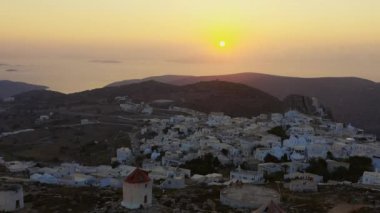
326, 151, 335, 160
267, 126, 289, 141
282, 164, 290, 174
221, 149, 229, 156
281, 154, 290, 162
182, 153, 221, 175
264, 154, 280, 163
329, 166, 349, 181
347, 156, 373, 182
264, 171, 285, 182
306, 158, 329, 182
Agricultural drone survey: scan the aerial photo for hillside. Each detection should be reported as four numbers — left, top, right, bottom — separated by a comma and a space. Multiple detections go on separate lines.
107, 73, 380, 135
71, 80, 285, 117
0, 80, 47, 99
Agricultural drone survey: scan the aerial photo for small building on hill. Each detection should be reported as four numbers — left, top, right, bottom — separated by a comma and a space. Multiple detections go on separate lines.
230, 167, 264, 184
121, 168, 152, 209
362, 171, 380, 186
284, 172, 323, 192
0, 184, 24, 212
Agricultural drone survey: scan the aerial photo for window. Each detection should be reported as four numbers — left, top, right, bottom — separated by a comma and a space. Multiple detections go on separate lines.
145, 184, 147, 188
144, 195, 147, 204
16, 200, 20, 209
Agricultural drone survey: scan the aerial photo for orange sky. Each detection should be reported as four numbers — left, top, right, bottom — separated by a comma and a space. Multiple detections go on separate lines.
0, 0, 380, 92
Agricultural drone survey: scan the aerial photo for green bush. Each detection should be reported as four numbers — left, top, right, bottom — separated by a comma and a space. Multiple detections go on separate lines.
267, 126, 289, 141
347, 156, 373, 182
306, 158, 329, 182
182, 153, 221, 175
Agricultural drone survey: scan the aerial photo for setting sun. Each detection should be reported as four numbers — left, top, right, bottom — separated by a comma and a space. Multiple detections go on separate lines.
219, 40, 226, 48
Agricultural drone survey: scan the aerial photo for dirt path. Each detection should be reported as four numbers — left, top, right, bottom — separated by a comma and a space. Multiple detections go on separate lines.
328, 203, 370, 213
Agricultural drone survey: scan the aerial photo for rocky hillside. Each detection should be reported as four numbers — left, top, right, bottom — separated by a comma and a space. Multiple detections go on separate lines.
107, 73, 380, 135
0, 80, 47, 99
72, 80, 285, 117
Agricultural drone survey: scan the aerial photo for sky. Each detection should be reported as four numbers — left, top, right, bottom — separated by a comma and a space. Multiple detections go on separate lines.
0, 0, 380, 93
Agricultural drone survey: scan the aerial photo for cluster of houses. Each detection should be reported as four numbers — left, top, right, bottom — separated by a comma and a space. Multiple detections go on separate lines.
116, 96, 153, 115
2, 108, 380, 210
136, 110, 380, 192
2, 97, 15, 103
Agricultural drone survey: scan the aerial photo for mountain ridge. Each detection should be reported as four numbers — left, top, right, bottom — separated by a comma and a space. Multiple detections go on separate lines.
11, 80, 325, 119
106, 72, 380, 135
0, 80, 47, 99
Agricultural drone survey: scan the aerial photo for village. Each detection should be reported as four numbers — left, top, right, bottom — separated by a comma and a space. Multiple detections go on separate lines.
1, 96, 380, 212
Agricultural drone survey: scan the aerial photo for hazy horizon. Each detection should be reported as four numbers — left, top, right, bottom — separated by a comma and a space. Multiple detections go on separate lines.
1, 0, 380, 92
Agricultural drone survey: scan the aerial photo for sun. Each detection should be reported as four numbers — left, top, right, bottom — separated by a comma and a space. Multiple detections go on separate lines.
219, 40, 226, 48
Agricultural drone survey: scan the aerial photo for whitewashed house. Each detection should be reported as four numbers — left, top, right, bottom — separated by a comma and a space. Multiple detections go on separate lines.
30, 173, 59, 184
36, 115, 50, 123
160, 173, 186, 189
290, 146, 306, 162
120, 102, 140, 113
271, 113, 284, 124
330, 141, 351, 159
281, 162, 309, 174
283, 135, 308, 149
361, 171, 380, 186
81, 119, 92, 125
207, 113, 232, 127
284, 172, 323, 192
288, 125, 315, 136
254, 148, 272, 161
5, 161, 36, 173
116, 147, 134, 164
60, 174, 96, 186
307, 143, 329, 159
141, 104, 153, 115
258, 163, 283, 175
0, 184, 24, 212
121, 168, 152, 209
3, 97, 15, 103
372, 156, 380, 172
230, 168, 264, 184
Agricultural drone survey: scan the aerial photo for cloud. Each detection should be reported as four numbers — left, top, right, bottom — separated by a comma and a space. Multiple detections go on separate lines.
89, 59, 122, 64
4, 69, 18, 72
166, 57, 226, 64
0, 63, 9, 66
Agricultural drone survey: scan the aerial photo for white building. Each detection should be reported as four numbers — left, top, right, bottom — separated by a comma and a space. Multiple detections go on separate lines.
258, 163, 283, 175
116, 147, 134, 164
81, 119, 92, 125
2, 97, 15, 103
120, 102, 140, 113
280, 162, 309, 174
5, 161, 36, 173
206, 112, 232, 127
160, 174, 186, 189
284, 172, 323, 192
0, 184, 24, 212
287, 179, 319, 192
254, 148, 272, 162
121, 168, 152, 209
141, 105, 153, 115
230, 168, 264, 184
307, 143, 328, 159
362, 171, 380, 186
